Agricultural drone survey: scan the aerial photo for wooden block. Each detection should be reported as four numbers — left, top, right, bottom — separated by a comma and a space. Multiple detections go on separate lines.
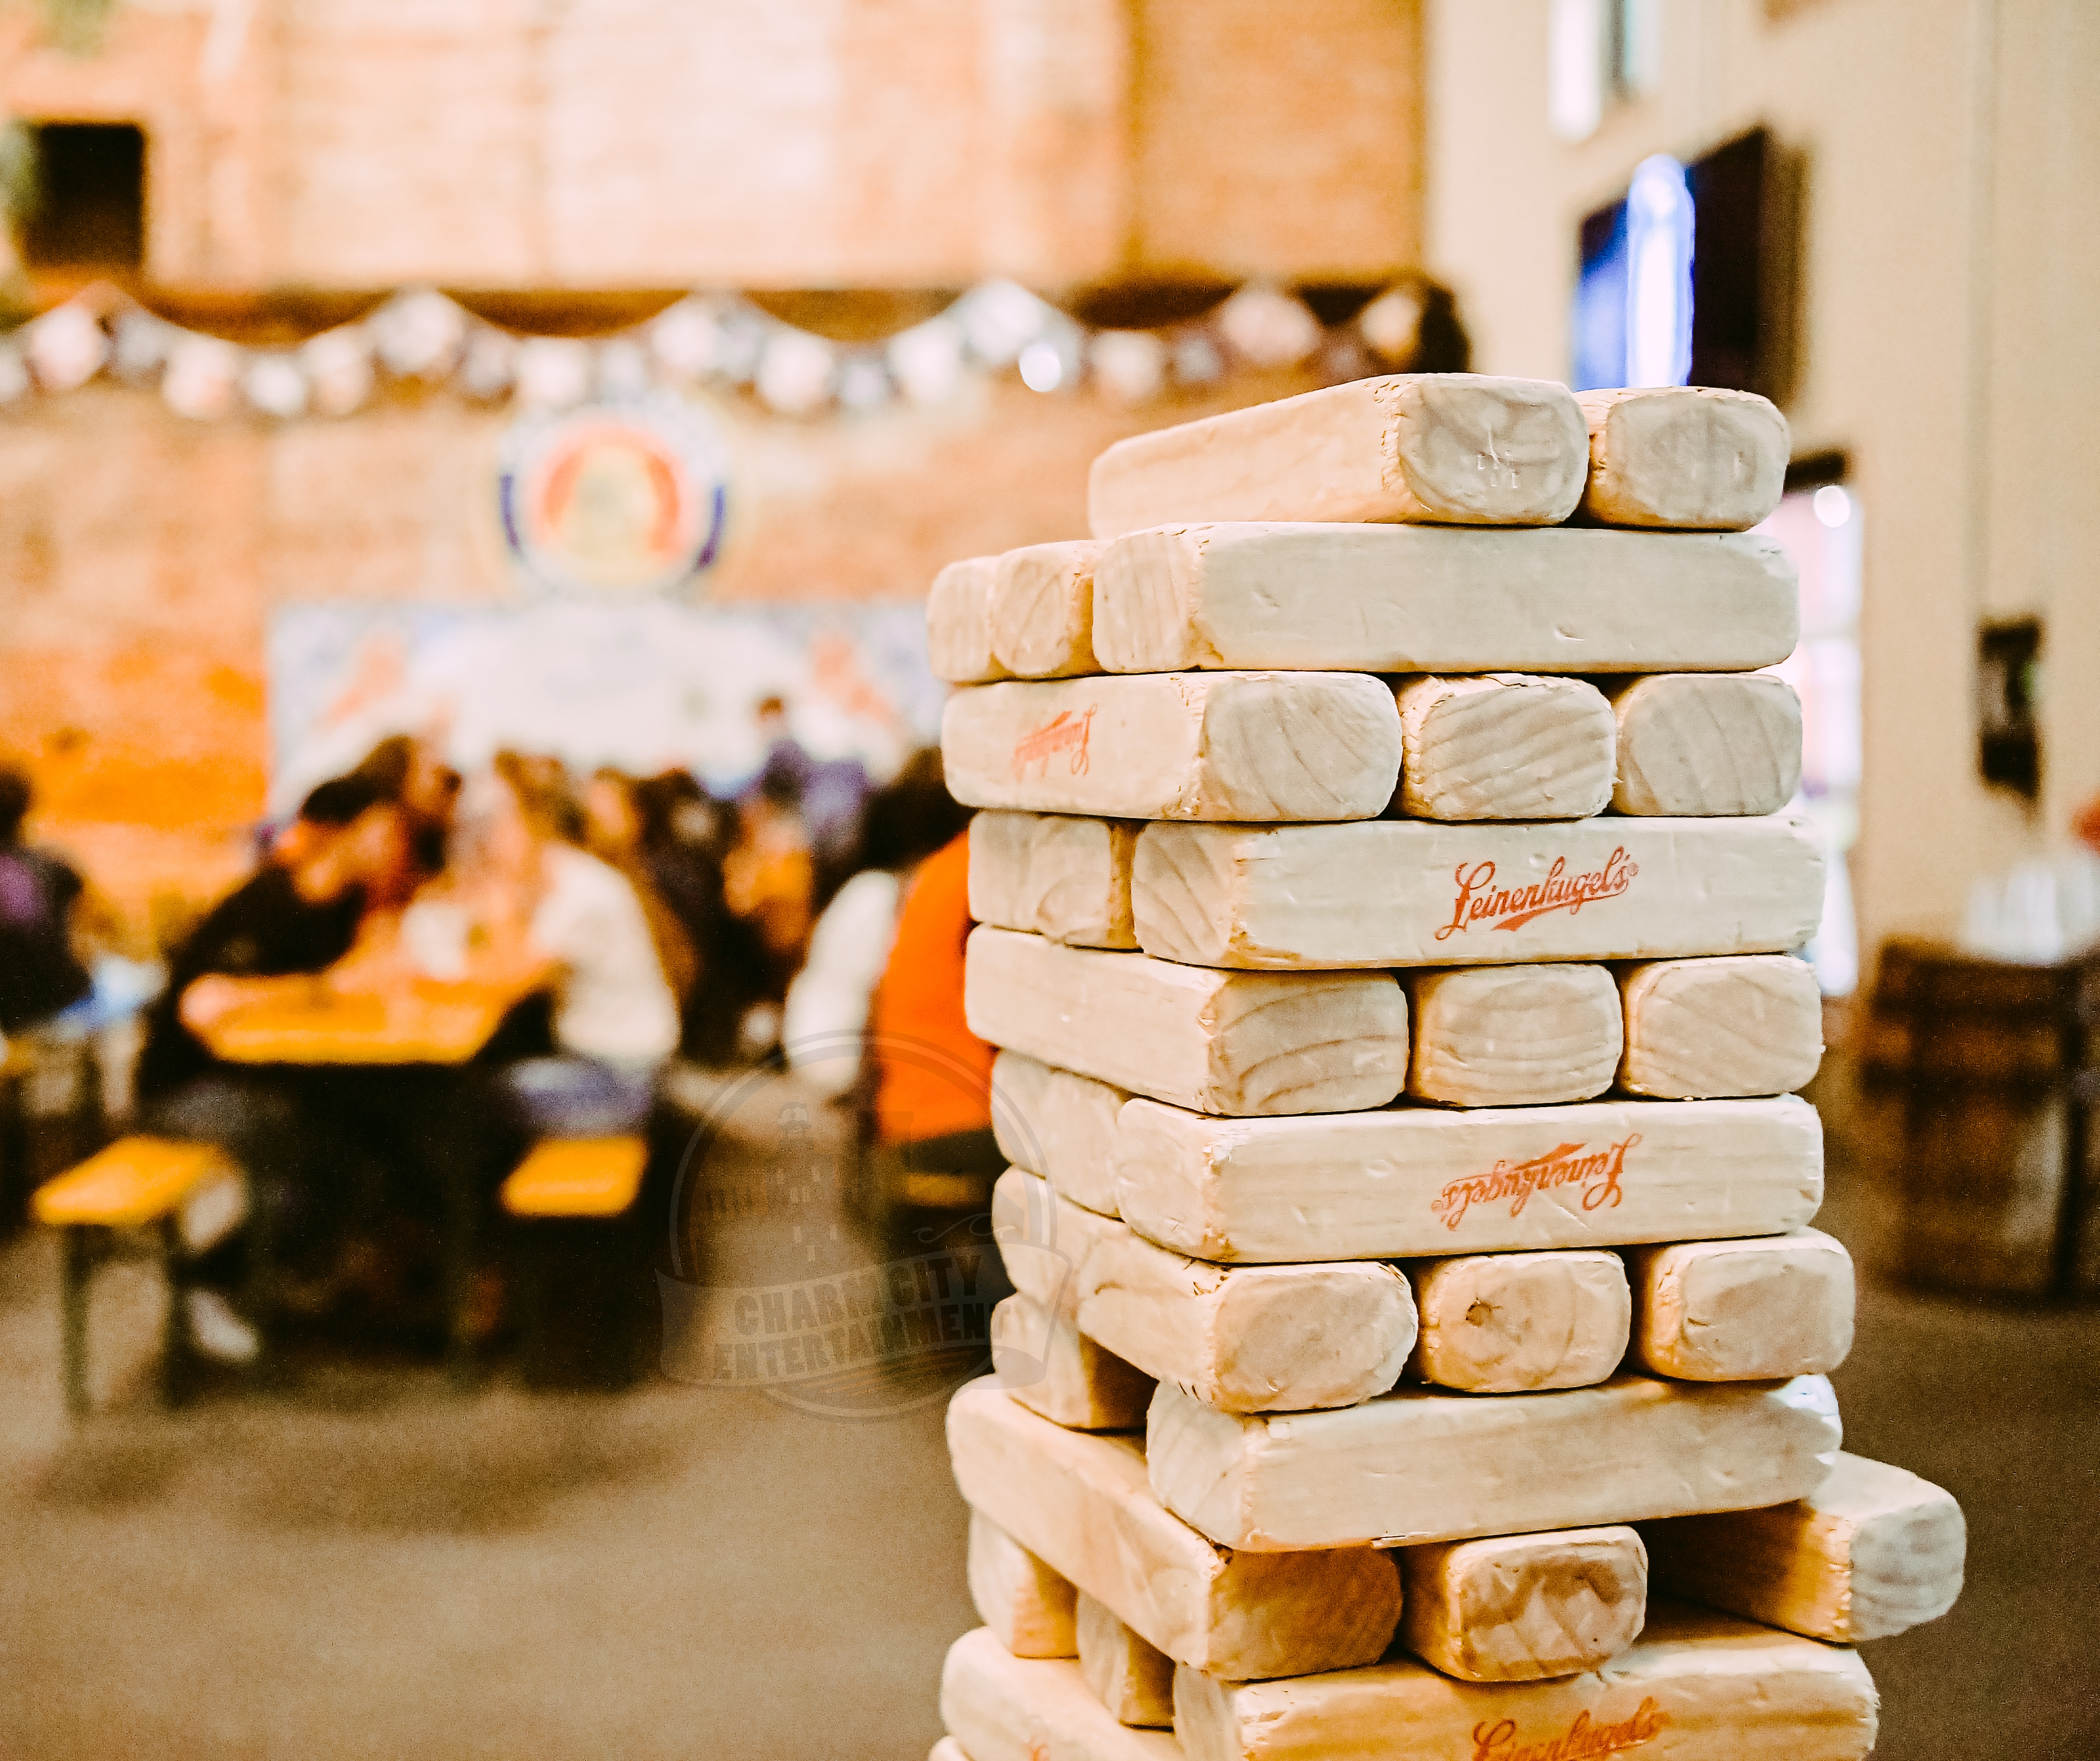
965, 927, 1409, 1117
969, 1509, 1078, 1658
969, 812, 1137, 951
942, 673, 1400, 822
1405, 964, 1622, 1107
1405, 1251, 1630, 1393
948, 1380, 1404, 1680
1171, 1603, 1877, 1761
1610, 673, 1803, 816
1618, 955, 1824, 1099
1628, 1230, 1856, 1381
1135, 1094, 1824, 1269
1396, 675, 1616, 821
1077, 1594, 1175, 1727
991, 541, 1102, 679
1145, 1372, 1843, 1552
1114, 1093, 1822, 1264
1132, 815, 1824, 970
1642, 1452, 1965, 1642
943, 1629, 1179, 1761
1076, 1226, 1415, 1414
930, 556, 1012, 685
992, 1167, 1127, 1325
993, 1292, 1156, 1431
1576, 386, 1789, 530
1092, 523, 1797, 676
991, 1050, 1129, 1216
1398, 1527, 1648, 1683
1087, 375, 1588, 536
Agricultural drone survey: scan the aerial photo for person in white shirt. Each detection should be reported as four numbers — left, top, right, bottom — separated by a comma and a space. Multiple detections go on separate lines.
452, 755, 680, 1136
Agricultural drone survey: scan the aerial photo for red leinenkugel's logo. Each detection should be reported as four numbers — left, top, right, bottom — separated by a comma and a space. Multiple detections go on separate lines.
1011, 705, 1096, 780
1431, 1134, 1640, 1230
1471, 1697, 1668, 1761
1436, 848, 1637, 941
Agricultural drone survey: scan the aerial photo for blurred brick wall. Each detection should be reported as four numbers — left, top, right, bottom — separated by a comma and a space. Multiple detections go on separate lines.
1, 0, 1419, 287
0, 370, 1319, 928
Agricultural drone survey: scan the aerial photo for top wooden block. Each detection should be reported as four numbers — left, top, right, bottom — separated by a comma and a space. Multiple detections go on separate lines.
1576, 387, 1789, 530
1092, 523, 1798, 676
1088, 375, 1589, 536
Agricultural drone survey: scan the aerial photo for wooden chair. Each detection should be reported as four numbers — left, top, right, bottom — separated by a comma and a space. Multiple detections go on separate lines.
501, 1136, 650, 1387
32, 1137, 243, 1416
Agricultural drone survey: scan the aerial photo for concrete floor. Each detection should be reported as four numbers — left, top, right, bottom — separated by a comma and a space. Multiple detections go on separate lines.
1, 1066, 2096, 1759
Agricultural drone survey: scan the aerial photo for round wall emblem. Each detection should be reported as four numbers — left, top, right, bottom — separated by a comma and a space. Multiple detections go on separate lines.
495, 393, 732, 596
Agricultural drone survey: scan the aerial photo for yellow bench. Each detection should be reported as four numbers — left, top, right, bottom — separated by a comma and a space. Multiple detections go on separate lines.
33, 1136, 241, 1416
500, 1136, 648, 1219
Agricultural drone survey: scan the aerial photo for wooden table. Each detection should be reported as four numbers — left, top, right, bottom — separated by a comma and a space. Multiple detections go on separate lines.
196, 974, 541, 1387
199, 977, 529, 1068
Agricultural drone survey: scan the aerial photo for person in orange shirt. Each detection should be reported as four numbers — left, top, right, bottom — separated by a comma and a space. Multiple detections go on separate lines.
864, 822, 999, 1214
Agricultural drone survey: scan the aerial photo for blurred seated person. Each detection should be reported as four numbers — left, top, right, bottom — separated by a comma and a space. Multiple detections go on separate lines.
863, 818, 1001, 1208
631, 769, 768, 1064
132, 775, 405, 1359
432, 752, 679, 1138
581, 766, 700, 1010
783, 749, 971, 1097
0, 765, 93, 1039
723, 771, 816, 1006
348, 732, 462, 890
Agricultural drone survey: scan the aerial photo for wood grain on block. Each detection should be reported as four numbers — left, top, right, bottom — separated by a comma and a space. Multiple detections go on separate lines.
1628, 1230, 1856, 1381
964, 927, 1409, 1117
942, 673, 1401, 822
1114, 1093, 1822, 1264
1132, 815, 1823, 970
1075, 1226, 1415, 1414
1092, 523, 1797, 675
947, 1380, 1404, 1680
1171, 1603, 1877, 1761
1145, 1372, 1843, 1552
1643, 1452, 1964, 1642
1576, 387, 1789, 530
1405, 964, 1622, 1106
969, 1509, 1078, 1658
991, 541, 1103, 679
990, 1050, 1129, 1215
992, 1292, 1155, 1431
942, 1629, 1179, 1761
969, 812, 1137, 951
1618, 955, 1824, 1098
1610, 673, 1803, 816
1087, 374, 1588, 536
1406, 1251, 1630, 1393
1396, 675, 1616, 821
1398, 1527, 1648, 1683
992, 1168, 1127, 1325
929, 556, 1012, 685
1077, 1594, 1175, 1728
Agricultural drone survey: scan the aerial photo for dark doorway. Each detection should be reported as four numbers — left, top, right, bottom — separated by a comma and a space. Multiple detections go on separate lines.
18, 122, 146, 270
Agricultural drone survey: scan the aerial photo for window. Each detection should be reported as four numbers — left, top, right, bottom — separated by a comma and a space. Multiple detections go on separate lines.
1759, 464, 1864, 995
1549, 0, 1658, 143
14, 122, 145, 271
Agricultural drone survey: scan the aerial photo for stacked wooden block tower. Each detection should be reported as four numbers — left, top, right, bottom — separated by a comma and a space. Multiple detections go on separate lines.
923, 376, 1965, 1761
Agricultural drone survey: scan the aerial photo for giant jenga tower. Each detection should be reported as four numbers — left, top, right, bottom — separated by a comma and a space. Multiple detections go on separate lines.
922, 376, 1964, 1761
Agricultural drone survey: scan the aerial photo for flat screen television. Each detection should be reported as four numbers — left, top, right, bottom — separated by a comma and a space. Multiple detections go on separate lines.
1572, 126, 1792, 397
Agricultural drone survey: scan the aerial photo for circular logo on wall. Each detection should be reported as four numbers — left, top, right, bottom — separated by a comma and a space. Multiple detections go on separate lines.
495, 393, 732, 596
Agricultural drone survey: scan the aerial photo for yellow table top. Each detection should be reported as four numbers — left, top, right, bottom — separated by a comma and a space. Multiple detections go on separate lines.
199, 977, 531, 1067
501, 1137, 648, 1218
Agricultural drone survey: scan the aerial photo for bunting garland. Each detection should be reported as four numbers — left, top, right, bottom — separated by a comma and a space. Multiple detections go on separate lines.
0, 276, 1449, 425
